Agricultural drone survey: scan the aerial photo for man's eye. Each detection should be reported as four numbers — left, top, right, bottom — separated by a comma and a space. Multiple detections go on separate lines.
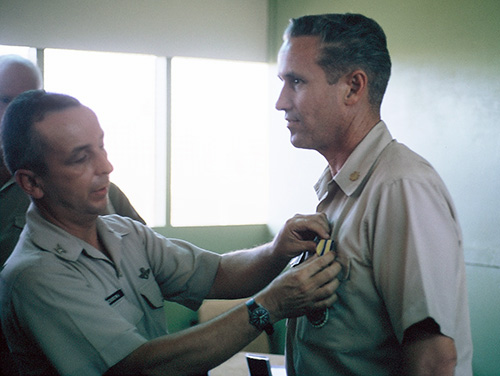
73, 155, 88, 164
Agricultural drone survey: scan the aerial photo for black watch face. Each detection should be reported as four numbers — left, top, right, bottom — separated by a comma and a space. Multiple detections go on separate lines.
251, 307, 269, 328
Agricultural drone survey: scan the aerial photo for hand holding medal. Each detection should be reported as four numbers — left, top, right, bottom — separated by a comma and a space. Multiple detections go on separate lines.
306, 236, 335, 328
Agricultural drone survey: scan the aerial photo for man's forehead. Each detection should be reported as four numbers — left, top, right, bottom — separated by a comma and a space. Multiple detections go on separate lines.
280, 36, 320, 54
278, 36, 322, 76
36, 105, 95, 125
34, 106, 102, 144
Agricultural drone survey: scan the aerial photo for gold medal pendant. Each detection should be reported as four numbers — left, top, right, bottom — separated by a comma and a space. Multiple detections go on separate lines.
306, 237, 335, 328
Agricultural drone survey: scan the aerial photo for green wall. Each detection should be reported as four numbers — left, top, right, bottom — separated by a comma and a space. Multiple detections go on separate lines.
155, 1, 500, 369
267, 1, 500, 374
269, 0, 500, 63
157, 224, 273, 341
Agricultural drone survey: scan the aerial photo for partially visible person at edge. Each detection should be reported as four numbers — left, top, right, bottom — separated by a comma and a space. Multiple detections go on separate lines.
0, 89, 341, 375
0, 55, 144, 375
0, 54, 145, 266
275, 13, 472, 375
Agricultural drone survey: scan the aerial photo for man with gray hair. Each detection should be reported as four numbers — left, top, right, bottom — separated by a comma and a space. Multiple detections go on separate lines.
0, 55, 44, 375
1, 55, 43, 263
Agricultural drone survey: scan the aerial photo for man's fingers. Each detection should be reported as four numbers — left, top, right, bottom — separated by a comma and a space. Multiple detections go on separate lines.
260, 255, 342, 320
272, 213, 332, 260
290, 213, 331, 241
314, 276, 341, 305
300, 251, 337, 274
301, 256, 342, 307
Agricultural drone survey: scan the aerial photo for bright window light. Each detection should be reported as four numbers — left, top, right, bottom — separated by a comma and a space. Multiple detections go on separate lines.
170, 57, 269, 227
0, 45, 35, 60
43, 49, 166, 227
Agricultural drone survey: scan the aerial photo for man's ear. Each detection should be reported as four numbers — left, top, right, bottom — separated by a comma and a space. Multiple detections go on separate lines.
15, 169, 45, 199
344, 69, 368, 105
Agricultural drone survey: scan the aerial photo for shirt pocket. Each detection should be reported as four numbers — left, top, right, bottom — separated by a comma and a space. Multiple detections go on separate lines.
295, 257, 353, 352
108, 290, 144, 326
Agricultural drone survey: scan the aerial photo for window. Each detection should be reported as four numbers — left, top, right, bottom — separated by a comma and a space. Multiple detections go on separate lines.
170, 57, 269, 226
0, 45, 35, 61
43, 49, 167, 227
2, 46, 270, 228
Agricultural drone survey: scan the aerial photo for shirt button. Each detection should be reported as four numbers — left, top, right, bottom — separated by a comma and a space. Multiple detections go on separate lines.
54, 245, 66, 254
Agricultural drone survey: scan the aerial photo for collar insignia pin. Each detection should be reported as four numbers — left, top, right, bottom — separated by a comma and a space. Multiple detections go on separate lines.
349, 171, 360, 181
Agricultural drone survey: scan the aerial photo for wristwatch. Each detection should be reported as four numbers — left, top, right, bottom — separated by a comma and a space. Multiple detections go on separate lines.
246, 298, 274, 335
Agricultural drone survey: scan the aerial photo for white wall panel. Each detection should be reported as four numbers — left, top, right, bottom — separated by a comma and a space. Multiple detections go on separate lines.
0, 0, 268, 61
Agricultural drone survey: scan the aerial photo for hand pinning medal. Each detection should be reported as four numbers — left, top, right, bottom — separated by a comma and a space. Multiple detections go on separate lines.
306, 236, 335, 328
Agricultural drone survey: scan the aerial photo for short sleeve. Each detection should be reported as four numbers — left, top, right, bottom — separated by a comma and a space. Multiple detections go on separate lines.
136, 225, 221, 310
372, 177, 463, 343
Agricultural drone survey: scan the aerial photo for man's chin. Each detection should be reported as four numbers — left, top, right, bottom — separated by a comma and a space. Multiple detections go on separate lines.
290, 136, 313, 150
91, 200, 110, 216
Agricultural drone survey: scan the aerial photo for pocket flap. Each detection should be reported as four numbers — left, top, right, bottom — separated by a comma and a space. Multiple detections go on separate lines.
139, 281, 164, 309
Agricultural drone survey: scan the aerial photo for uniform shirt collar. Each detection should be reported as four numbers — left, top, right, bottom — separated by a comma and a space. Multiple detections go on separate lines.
26, 205, 130, 264
0, 176, 16, 192
314, 121, 393, 198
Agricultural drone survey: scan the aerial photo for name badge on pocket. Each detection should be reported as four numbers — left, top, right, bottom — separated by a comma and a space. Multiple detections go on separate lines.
106, 289, 124, 305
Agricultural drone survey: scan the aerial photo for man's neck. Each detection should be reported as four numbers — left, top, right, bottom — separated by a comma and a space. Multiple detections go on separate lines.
36, 202, 103, 251
325, 113, 381, 177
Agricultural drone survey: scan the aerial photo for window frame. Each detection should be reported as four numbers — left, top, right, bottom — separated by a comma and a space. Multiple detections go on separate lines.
0, 45, 272, 251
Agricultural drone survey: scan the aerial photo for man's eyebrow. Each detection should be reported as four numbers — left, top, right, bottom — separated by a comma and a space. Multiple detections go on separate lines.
68, 144, 91, 158
67, 133, 104, 158
279, 71, 302, 80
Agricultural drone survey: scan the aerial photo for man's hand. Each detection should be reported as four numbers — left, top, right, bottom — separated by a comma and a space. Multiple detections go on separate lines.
256, 251, 341, 322
272, 213, 331, 261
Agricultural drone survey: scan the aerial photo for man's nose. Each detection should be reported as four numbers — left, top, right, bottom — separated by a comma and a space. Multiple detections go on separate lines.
96, 149, 114, 175
275, 87, 290, 112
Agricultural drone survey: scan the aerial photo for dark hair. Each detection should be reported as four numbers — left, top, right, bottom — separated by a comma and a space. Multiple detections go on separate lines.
1, 90, 81, 175
284, 13, 391, 108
